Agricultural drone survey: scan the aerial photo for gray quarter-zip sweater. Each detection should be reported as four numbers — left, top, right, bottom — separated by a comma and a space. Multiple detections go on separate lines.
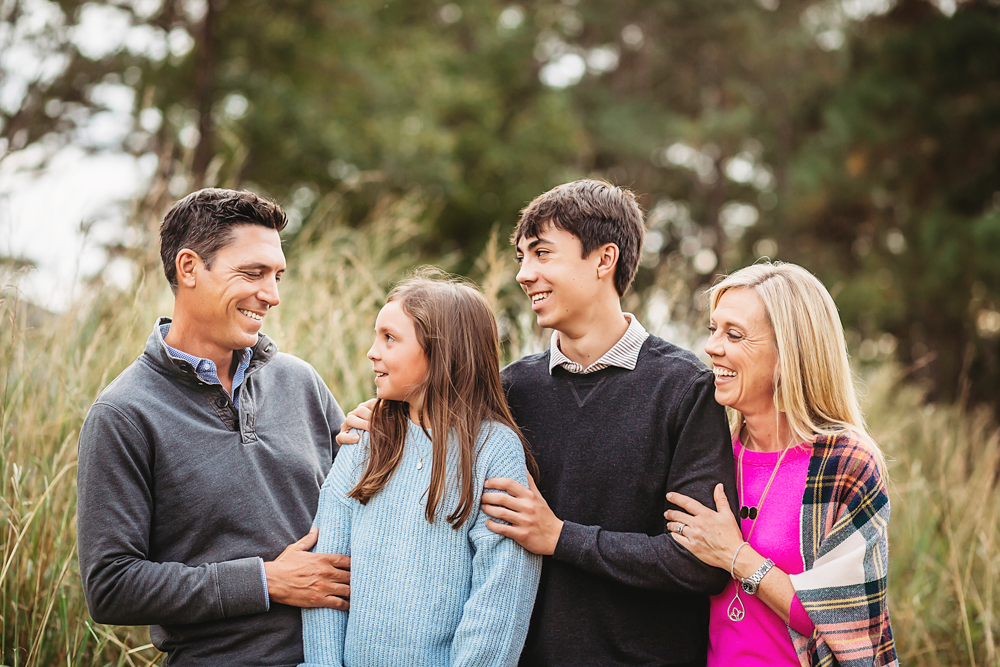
77, 317, 344, 667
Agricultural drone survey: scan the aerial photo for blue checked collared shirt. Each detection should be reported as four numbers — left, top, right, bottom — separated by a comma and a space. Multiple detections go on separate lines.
158, 324, 253, 409
157, 322, 270, 607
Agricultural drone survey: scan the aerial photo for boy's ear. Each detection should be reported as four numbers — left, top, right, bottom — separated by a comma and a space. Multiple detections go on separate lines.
595, 243, 620, 282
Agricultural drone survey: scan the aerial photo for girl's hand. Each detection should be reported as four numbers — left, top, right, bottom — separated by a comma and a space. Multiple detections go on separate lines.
664, 483, 744, 571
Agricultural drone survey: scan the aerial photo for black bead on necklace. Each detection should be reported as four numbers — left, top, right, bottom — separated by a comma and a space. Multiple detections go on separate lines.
739, 505, 758, 520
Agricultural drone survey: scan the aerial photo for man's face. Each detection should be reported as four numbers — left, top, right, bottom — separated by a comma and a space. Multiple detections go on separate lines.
515, 225, 600, 333
189, 224, 285, 351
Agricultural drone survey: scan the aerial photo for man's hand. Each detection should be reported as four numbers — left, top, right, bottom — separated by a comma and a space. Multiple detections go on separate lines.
264, 527, 351, 609
480, 474, 563, 555
335, 399, 376, 446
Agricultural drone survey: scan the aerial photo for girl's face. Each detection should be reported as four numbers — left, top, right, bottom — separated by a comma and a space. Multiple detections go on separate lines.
367, 300, 429, 410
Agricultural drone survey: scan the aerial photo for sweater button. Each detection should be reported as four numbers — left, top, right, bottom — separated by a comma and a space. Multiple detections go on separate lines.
216, 397, 228, 408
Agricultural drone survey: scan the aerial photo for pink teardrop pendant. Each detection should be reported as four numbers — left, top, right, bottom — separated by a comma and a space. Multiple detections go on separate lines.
727, 590, 745, 622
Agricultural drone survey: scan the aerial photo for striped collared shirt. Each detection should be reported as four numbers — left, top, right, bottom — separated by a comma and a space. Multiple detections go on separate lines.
157, 323, 253, 409
548, 313, 649, 375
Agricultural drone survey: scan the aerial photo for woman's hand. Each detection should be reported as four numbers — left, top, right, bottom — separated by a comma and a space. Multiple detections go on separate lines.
665, 483, 744, 572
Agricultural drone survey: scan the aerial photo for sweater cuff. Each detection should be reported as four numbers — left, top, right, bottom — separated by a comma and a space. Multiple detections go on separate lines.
788, 592, 815, 636
552, 521, 598, 566
217, 557, 270, 618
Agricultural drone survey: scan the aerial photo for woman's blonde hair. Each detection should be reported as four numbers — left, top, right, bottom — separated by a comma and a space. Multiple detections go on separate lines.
708, 261, 886, 472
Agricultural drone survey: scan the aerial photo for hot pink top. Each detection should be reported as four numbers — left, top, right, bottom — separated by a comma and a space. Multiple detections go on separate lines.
706, 439, 816, 667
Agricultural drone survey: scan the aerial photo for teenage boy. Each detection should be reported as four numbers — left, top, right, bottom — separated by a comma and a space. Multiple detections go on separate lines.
77, 189, 350, 666
339, 180, 736, 666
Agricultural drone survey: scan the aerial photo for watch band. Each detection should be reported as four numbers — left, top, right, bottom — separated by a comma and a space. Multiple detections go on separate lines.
740, 558, 775, 595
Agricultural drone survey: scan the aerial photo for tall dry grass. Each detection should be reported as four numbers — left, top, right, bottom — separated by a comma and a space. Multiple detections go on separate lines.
1, 196, 998, 665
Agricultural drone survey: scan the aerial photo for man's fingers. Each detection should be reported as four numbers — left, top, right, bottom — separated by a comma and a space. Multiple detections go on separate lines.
316, 595, 350, 611
666, 491, 706, 516
291, 527, 319, 551
319, 552, 351, 571
484, 477, 527, 495
318, 582, 351, 600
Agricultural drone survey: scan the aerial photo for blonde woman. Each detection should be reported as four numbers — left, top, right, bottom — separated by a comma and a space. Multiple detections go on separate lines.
664, 262, 898, 666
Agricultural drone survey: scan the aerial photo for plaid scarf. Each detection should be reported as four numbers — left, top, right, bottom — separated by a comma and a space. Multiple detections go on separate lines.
788, 432, 899, 667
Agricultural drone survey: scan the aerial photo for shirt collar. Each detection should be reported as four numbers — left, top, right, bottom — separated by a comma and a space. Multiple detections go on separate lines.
155, 321, 253, 382
548, 313, 649, 375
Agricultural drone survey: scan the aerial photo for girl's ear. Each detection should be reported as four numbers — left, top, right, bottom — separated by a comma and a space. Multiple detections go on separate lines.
595, 243, 619, 281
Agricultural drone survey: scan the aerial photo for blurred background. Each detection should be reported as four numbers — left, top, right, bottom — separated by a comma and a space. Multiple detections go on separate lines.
1, 0, 999, 664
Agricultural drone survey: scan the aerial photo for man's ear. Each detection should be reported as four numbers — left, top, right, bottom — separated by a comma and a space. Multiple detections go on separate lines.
175, 249, 202, 289
595, 243, 619, 282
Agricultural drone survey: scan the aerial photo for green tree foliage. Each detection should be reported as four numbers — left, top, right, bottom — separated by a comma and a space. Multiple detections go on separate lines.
775, 0, 1000, 404
5, 0, 1000, 404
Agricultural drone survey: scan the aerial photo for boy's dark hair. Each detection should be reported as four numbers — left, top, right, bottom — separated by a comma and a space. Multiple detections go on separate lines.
159, 188, 287, 293
512, 179, 645, 296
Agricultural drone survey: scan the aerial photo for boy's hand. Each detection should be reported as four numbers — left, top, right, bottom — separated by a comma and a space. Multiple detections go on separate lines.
481, 474, 563, 555
336, 399, 376, 445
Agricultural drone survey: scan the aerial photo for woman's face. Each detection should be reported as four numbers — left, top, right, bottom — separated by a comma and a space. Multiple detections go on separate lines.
704, 288, 780, 418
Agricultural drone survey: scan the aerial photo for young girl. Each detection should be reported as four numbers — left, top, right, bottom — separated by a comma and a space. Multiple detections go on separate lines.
301, 276, 542, 667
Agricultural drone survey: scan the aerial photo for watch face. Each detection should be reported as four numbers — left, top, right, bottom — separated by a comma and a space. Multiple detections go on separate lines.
741, 580, 757, 595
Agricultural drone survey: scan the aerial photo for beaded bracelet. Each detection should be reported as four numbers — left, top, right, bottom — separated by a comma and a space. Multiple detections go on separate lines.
730, 541, 750, 579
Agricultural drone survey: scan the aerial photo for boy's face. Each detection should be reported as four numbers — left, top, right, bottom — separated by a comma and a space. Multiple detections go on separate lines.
515, 225, 604, 332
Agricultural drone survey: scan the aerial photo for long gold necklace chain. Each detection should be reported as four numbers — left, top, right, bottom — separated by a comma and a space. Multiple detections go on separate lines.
728, 428, 791, 623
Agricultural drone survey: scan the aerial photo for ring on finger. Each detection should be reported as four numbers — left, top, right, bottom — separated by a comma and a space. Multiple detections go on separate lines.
676, 523, 685, 536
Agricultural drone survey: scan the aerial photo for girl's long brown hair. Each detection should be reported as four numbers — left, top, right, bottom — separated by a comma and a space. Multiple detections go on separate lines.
348, 273, 539, 528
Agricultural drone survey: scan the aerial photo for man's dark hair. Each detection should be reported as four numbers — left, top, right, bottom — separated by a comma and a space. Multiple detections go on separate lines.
159, 188, 287, 293
512, 179, 645, 296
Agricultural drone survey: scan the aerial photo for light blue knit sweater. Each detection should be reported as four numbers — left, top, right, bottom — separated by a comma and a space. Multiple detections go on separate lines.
300, 421, 541, 667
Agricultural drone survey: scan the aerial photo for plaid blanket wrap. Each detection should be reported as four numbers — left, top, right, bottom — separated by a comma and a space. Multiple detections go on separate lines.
787, 432, 899, 667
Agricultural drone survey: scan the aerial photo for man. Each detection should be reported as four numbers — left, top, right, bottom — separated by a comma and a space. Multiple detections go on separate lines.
77, 189, 349, 667
340, 180, 737, 666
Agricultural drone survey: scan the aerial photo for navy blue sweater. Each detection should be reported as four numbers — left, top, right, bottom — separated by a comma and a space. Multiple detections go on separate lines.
502, 335, 737, 667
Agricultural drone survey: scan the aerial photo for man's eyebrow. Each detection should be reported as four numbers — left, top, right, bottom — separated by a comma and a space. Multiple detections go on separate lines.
235, 262, 285, 271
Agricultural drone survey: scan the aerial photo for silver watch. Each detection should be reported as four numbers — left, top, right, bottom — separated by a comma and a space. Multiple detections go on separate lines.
740, 558, 775, 595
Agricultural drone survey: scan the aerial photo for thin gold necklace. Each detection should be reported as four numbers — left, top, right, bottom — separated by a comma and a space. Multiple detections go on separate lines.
727, 426, 791, 623
738, 430, 790, 523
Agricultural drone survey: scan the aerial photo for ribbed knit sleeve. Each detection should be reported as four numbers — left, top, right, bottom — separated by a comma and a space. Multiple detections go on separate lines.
300, 438, 361, 667
452, 426, 542, 667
